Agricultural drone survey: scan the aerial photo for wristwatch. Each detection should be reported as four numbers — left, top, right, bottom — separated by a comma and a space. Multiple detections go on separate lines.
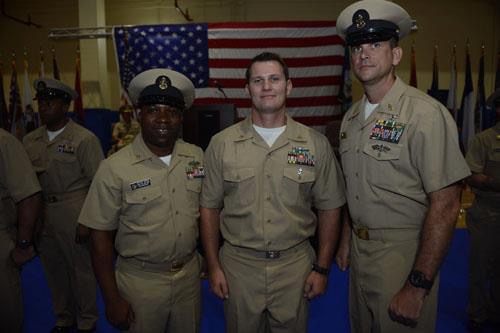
407, 270, 433, 292
17, 239, 33, 249
312, 263, 330, 276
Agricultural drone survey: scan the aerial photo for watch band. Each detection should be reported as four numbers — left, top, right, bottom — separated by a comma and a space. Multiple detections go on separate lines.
312, 263, 330, 276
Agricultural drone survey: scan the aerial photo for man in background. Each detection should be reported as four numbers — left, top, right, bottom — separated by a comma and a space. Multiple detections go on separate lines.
465, 89, 500, 332
108, 105, 140, 155
23, 78, 103, 332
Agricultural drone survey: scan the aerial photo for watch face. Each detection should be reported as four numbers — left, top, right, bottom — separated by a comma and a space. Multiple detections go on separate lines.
410, 271, 424, 286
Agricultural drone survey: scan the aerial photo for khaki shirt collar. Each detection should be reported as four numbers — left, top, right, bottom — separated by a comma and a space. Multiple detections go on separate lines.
347, 76, 408, 121
234, 114, 308, 143
129, 135, 195, 168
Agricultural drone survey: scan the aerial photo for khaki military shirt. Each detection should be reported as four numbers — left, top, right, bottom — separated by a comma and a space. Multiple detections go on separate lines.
0, 129, 41, 229
466, 121, 500, 204
78, 135, 204, 263
23, 119, 104, 195
201, 116, 346, 251
339, 77, 470, 229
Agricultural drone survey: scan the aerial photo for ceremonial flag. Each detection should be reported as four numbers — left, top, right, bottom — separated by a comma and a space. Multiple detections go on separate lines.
39, 46, 45, 78
459, 43, 475, 152
447, 44, 457, 119
430, 45, 439, 92
409, 42, 417, 88
478, 44, 495, 130
495, 49, 500, 90
339, 46, 352, 113
0, 60, 9, 131
9, 54, 23, 139
52, 47, 60, 80
113, 22, 345, 130
22, 51, 36, 133
73, 45, 84, 123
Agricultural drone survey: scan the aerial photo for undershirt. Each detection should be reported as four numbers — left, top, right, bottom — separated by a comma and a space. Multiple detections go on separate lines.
253, 124, 286, 147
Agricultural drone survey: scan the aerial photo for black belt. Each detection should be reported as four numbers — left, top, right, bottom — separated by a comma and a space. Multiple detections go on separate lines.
118, 252, 195, 273
226, 240, 309, 259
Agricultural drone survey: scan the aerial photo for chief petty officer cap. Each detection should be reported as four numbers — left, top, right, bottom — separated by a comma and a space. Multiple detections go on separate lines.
336, 0, 412, 46
128, 68, 195, 110
33, 77, 78, 104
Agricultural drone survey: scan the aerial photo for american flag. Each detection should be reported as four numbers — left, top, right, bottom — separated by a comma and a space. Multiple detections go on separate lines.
113, 22, 344, 130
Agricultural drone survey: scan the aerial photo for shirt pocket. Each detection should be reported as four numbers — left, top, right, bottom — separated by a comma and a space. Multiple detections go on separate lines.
362, 142, 403, 188
50, 153, 80, 189
184, 178, 202, 214
223, 167, 256, 208
280, 167, 315, 206
123, 186, 162, 223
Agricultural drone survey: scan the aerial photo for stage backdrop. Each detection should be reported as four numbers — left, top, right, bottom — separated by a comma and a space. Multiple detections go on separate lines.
113, 21, 346, 132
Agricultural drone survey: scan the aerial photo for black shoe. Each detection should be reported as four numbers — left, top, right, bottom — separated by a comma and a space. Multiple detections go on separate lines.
77, 328, 95, 333
467, 320, 484, 333
50, 325, 74, 333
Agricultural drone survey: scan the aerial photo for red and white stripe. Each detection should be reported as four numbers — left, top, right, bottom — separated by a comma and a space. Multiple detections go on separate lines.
194, 21, 345, 131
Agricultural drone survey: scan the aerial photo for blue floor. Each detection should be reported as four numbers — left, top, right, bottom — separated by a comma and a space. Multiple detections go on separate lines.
18, 229, 491, 332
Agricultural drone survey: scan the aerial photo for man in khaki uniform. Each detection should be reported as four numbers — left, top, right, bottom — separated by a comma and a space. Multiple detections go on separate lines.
466, 90, 500, 331
201, 52, 346, 332
108, 105, 141, 155
0, 128, 42, 333
335, 1, 471, 332
78, 69, 203, 333
23, 78, 103, 332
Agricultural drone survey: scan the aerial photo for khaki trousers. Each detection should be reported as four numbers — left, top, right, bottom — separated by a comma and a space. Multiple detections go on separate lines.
467, 200, 500, 323
0, 228, 22, 333
349, 229, 439, 333
116, 253, 201, 333
39, 194, 98, 330
220, 241, 315, 333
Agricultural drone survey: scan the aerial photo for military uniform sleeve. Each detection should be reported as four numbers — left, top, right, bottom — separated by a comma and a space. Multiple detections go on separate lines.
200, 136, 224, 209
465, 135, 486, 173
0, 134, 41, 203
78, 160, 121, 230
411, 105, 470, 193
78, 133, 105, 181
311, 134, 346, 210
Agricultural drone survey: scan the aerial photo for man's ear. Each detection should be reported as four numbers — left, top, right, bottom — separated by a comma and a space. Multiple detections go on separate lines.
392, 46, 403, 66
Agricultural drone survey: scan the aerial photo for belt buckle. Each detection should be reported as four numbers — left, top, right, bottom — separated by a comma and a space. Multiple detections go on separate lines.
356, 228, 369, 241
170, 260, 183, 272
266, 251, 281, 259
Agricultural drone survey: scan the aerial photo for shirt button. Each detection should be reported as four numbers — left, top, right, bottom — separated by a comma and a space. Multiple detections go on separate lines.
356, 148, 360, 153
175, 211, 179, 215
267, 219, 271, 223
178, 233, 182, 237
172, 188, 176, 193
266, 196, 271, 201
355, 172, 359, 177
355, 195, 359, 200
268, 241, 272, 245
142, 197, 147, 201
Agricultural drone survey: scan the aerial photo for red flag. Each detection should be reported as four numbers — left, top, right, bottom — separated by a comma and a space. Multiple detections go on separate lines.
74, 45, 84, 123
8, 53, 24, 139
430, 45, 439, 91
0, 60, 9, 131
409, 42, 417, 88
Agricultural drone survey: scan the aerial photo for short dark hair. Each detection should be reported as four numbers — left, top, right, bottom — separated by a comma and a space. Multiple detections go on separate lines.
245, 52, 289, 82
